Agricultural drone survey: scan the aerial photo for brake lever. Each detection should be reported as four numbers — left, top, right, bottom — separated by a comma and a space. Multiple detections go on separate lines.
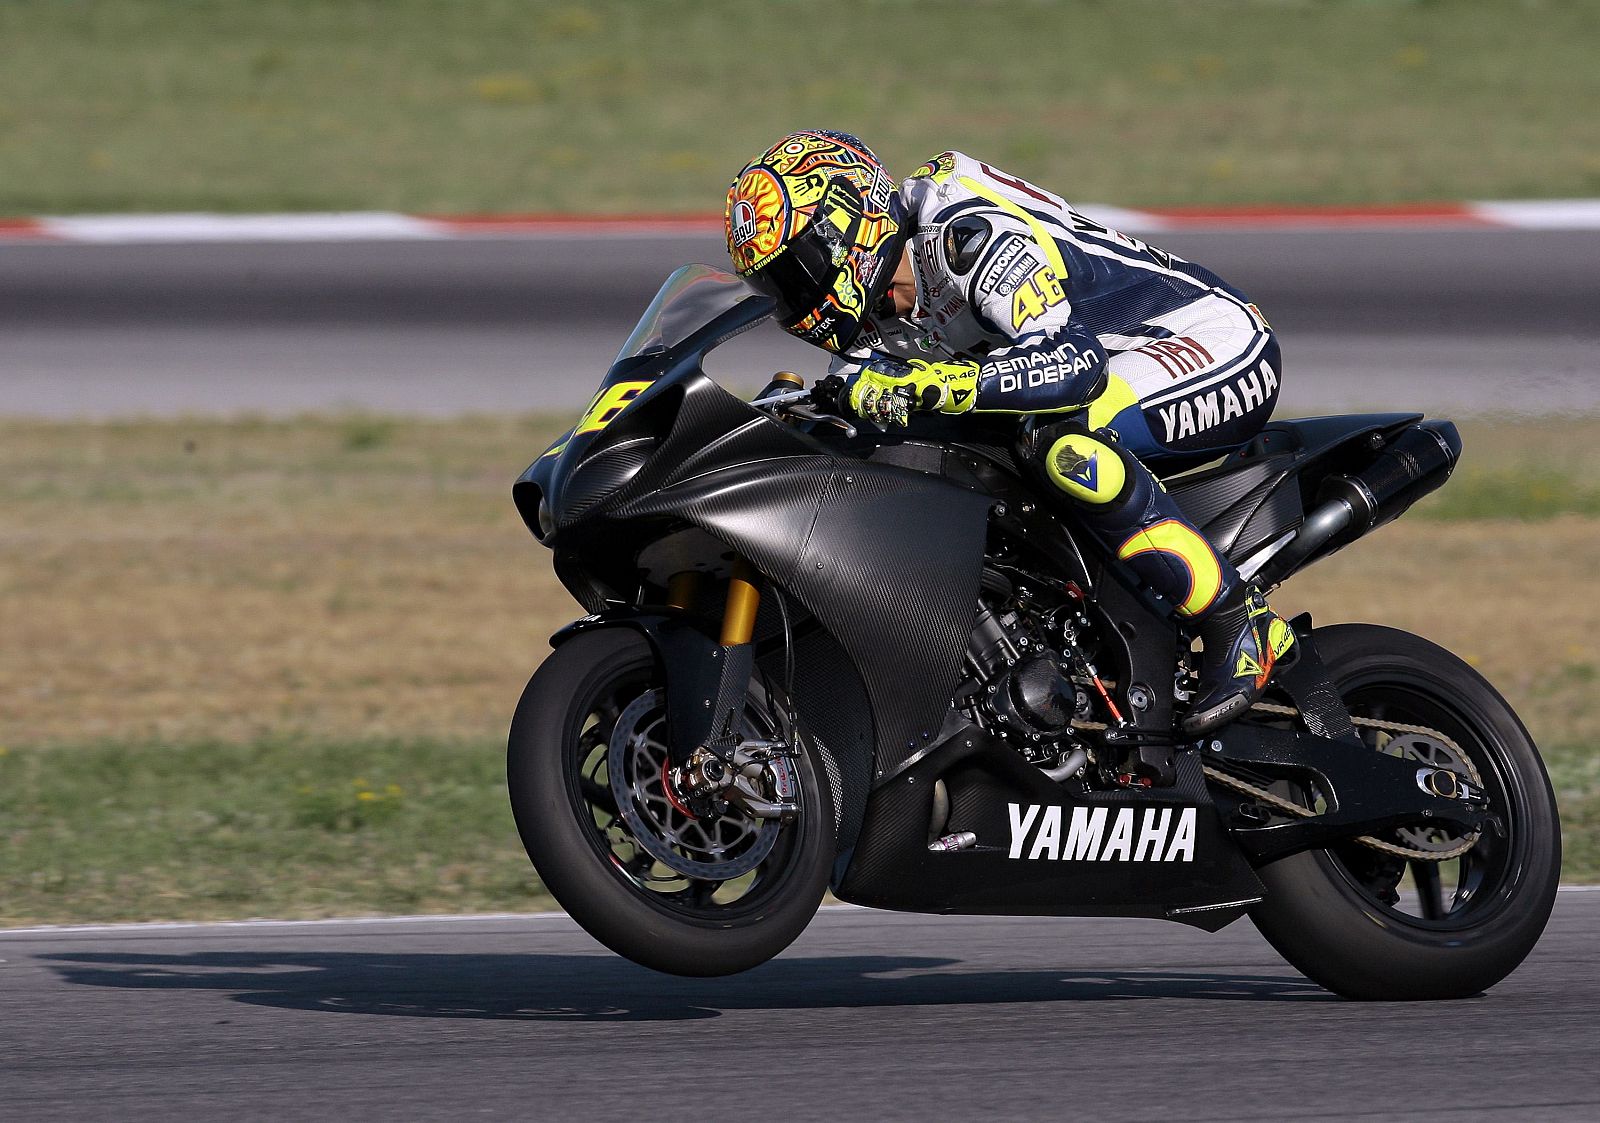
785, 403, 858, 439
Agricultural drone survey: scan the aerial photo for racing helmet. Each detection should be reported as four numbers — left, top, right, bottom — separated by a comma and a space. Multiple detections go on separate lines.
725, 130, 906, 353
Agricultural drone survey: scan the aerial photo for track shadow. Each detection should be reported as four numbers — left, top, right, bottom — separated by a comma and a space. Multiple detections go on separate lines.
43, 949, 1330, 1021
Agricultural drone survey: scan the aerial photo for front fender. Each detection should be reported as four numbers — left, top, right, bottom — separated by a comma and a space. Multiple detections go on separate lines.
550, 609, 747, 765
549, 609, 673, 651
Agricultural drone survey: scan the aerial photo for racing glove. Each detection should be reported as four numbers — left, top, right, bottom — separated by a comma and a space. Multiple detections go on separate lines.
843, 358, 980, 428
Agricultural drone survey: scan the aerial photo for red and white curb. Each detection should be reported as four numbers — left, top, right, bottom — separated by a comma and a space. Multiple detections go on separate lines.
2, 200, 1600, 244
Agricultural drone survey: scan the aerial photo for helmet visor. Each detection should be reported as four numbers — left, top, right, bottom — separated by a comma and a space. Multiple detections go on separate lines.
744, 176, 865, 327
742, 230, 837, 326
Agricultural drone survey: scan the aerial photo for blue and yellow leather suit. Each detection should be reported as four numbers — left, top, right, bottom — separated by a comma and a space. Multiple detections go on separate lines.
833, 151, 1286, 626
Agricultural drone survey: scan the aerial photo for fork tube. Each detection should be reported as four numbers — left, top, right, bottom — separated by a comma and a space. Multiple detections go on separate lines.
666, 570, 703, 612
719, 558, 761, 646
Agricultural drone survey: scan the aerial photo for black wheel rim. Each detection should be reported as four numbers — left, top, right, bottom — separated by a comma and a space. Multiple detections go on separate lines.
562, 664, 810, 923
1320, 677, 1529, 932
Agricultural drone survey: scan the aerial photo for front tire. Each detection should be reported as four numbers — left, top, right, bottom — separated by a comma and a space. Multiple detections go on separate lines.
1249, 624, 1561, 1000
508, 628, 834, 976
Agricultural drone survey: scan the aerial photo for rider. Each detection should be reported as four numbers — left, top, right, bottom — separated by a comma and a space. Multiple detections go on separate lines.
725, 130, 1295, 737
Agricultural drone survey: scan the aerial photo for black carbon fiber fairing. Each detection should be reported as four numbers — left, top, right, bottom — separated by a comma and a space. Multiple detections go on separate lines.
514, 268, 1469, 926
1167, 452, 1299, 559
522, 316, 994, 786
613, 448, 992, 783
1164, 412, 1433, 564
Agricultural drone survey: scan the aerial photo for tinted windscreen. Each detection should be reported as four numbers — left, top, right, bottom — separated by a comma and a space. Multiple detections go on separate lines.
615, 265, 761, 364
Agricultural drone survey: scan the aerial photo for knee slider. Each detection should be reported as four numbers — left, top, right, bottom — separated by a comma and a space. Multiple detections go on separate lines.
1045, 430, 1131, 506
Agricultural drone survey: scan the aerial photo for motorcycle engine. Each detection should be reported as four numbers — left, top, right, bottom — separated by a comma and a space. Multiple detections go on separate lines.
969, 597, 1092, 763
989, 653, 1074, 734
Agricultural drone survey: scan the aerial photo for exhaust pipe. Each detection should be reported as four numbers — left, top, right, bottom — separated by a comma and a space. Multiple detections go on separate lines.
1254, 421, 1461, 587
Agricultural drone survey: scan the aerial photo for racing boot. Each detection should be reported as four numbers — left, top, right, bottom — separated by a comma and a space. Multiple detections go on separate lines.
1181, 588, 1297, 737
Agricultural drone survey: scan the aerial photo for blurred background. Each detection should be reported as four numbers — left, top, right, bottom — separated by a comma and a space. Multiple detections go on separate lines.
5, 0, 1597, 213
1, 0, 1596, 925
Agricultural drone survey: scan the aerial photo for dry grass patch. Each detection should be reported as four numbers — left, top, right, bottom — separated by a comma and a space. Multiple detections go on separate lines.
1276, 517, 1598, 751
2, 414, 572, 746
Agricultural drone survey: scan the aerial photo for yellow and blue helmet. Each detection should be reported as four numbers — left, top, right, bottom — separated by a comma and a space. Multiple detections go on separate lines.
725, 131, 906, 353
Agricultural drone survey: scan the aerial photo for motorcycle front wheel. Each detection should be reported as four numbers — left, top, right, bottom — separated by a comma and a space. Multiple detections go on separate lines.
508, 628, 835, 976
1249, 623, 1561, 1000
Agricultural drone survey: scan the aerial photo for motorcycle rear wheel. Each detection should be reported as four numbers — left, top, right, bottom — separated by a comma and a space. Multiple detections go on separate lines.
1249, 623, 1560, 1000
508, 628, 834, 976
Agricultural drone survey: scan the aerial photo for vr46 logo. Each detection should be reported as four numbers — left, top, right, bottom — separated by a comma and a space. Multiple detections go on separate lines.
540, 379, 654, 461
576, 380, 653, 435
1010, 266, 1067, 329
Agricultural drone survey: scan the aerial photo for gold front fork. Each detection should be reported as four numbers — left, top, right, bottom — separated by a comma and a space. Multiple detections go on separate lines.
718, 557, 761, 646
665, 570, 704, 612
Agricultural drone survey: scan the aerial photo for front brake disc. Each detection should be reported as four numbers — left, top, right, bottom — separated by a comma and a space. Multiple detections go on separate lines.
607, 689, 783, 879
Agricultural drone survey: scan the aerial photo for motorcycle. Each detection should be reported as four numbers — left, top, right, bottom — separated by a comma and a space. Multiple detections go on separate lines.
507, 264, 1560, 999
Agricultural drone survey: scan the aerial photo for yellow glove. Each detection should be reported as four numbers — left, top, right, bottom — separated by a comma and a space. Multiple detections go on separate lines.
846, 358, 979, 427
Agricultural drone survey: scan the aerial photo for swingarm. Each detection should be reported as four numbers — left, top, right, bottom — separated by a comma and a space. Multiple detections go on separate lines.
1202, 626, 1492, 864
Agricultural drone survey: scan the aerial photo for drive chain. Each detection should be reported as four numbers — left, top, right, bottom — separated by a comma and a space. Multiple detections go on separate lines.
1072, 702, 1484, 863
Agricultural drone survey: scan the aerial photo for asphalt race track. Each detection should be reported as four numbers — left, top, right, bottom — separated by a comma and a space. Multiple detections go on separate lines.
2, 228, 1597, 418
3, 890, 1598, 1121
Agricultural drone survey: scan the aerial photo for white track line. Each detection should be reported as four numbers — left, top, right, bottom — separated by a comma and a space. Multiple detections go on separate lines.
39, 211, 440, 243
1470, 199, 1600, 228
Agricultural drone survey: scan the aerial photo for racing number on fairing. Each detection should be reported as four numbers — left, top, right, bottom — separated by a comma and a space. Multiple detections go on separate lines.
1011, 266, 1066, 329
576, 380, 653, 435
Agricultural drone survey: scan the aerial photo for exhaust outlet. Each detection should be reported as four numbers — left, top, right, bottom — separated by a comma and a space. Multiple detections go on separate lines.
1320, 420, 1461, 537
1255, 421, 1461, 586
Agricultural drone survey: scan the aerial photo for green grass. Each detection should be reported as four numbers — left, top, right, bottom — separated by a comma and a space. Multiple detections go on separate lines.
0, 738, 547, 926
1545, 740, 1600, 883
1, 0, 1597, 215
1422, 470, 1600, 522
3, 730, 1596, 928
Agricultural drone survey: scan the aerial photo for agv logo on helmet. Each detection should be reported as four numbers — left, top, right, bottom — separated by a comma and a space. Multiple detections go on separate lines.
729, 200, 759, 249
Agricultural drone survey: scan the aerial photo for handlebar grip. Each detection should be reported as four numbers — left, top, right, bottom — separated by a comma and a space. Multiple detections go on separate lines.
810, 374, 848, 414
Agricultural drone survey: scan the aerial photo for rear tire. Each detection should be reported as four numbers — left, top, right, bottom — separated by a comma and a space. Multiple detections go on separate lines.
508, 628, 834, 976
1249, 623, 1560, 1000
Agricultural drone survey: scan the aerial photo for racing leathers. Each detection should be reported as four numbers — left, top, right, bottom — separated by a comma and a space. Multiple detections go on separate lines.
830, 151, 1295, 736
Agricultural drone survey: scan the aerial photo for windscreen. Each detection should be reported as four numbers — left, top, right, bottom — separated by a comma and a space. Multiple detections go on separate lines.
615, 264, 761, 365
